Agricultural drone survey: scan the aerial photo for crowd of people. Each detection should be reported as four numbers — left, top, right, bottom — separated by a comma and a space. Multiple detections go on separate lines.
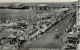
0, 9, 69, 49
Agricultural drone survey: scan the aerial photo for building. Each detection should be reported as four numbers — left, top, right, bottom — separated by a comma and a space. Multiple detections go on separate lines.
37, 4, 49, 10
9, 3, 23, 9
76, 0, 80, 32
76, 0, 80, 50
24, 4, 50, 10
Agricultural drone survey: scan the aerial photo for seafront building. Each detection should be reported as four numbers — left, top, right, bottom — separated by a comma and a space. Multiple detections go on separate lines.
76, 1, 80, 32
76, 0, 80, 50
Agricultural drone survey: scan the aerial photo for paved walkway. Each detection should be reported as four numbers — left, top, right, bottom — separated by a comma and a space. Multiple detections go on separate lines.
20, 12, 76, 50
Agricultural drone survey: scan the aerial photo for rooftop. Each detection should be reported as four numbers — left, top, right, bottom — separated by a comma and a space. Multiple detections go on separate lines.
38, 4, 48, 6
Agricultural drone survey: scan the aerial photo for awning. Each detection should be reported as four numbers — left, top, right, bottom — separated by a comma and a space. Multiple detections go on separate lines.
7, 34, 16, 38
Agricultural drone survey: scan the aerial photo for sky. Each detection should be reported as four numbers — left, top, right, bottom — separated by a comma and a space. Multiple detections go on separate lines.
0, 0, 78, 3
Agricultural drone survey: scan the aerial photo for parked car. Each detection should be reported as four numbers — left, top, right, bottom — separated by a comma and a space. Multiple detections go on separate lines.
54, 34, 60, 39
67, 37, 78, 40
64, 48, 70, 50
66, 39, 77, 44
65, 29, 69, 33
67, 46, 76, 49
64, 45, 76, 50
65, 29, 72, 33
55, 28, 59, 32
